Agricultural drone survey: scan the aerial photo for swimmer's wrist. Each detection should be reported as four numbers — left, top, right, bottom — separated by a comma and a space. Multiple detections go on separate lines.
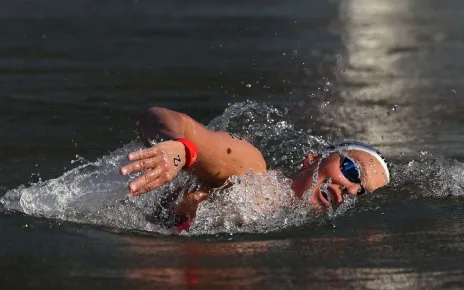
173, 138, 198, 169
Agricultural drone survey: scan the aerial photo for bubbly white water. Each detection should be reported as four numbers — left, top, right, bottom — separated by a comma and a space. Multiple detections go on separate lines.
190, 171, 319, 235
391, 155, 464, 198
1, 102, 463, 235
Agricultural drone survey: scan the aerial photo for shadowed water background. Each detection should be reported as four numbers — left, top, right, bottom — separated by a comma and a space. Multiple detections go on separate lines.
1, 0, 464, 289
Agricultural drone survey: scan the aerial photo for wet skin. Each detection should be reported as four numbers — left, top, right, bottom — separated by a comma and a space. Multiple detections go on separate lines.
120, 107, 390, 220
291, 150, 390, 207
174, 149, 390, 220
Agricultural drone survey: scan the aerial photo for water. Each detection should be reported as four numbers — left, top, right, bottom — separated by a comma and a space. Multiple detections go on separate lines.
2, 0, 464, 289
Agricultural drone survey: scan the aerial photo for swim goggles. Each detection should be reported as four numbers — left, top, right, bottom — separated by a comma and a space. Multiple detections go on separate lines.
302, 152, 367, 196
339, 153, 366, 195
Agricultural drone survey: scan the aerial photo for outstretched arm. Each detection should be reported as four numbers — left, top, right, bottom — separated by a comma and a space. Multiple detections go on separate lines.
120, 107, 267, 196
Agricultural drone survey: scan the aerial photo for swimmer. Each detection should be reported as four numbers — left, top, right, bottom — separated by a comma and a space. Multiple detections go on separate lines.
119, 107, 390, 229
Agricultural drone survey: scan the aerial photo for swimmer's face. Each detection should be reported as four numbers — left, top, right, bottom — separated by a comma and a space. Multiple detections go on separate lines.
291, 150, 390, 207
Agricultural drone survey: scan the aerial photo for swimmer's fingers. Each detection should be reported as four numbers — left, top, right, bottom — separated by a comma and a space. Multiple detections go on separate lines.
128, 166, 175, 196
120, 156, 160, 176
128, 166, 163, 192
129, 178, 164, 197
127, 146, 159, 161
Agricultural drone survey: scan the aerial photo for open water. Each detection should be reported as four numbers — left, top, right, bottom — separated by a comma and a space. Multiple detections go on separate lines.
1, 0, 464, 289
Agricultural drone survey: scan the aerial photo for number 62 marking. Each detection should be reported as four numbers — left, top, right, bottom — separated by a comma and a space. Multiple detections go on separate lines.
173, 154, 182, 167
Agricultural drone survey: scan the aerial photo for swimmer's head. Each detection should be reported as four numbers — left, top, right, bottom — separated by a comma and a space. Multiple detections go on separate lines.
291, 141, 391, 207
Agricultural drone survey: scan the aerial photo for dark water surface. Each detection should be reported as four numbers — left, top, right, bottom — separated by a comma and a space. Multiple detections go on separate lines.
2, 0, 464, 289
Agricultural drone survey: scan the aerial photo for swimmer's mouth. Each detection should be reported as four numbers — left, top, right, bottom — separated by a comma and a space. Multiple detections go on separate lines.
317, 190, 330, 207
320, 189, 342, 207
321, 191, 329, 203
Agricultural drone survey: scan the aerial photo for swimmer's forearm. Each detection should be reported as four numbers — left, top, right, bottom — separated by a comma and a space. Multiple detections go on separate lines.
137, 107, 187, 146
138, 107, 267, 185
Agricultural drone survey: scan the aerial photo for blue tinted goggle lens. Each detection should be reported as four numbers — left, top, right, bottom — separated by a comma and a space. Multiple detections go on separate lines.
340, 156, 361, 183
339, 155, 366, 195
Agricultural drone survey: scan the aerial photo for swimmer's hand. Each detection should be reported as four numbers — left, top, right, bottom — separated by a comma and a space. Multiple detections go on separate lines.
120, 140, 186, 197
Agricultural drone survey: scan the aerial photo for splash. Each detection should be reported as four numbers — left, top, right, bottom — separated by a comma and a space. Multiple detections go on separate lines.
0, 102, 333, 234
207, 101, 329, 174
1, 143, 166, 233
2, 101, 460, 235
390, 154, 464, 198
188, 171, 323, 235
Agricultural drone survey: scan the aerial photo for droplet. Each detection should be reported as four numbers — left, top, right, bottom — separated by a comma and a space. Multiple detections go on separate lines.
320, 101, 330, 109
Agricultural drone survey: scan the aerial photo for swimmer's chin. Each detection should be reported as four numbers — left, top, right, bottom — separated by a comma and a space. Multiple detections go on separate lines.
304, 189, 330, 208
306, 199, 329, 210
306, 195, 342, 210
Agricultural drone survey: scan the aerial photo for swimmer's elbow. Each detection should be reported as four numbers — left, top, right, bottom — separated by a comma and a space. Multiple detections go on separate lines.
253, 154, 267, 173
238, 152, 267, 176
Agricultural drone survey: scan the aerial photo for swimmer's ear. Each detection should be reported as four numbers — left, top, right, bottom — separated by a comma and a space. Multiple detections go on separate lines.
303, 153, 321, 168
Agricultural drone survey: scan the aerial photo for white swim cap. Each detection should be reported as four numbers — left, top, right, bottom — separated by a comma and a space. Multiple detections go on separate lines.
324, 141, 391, 183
